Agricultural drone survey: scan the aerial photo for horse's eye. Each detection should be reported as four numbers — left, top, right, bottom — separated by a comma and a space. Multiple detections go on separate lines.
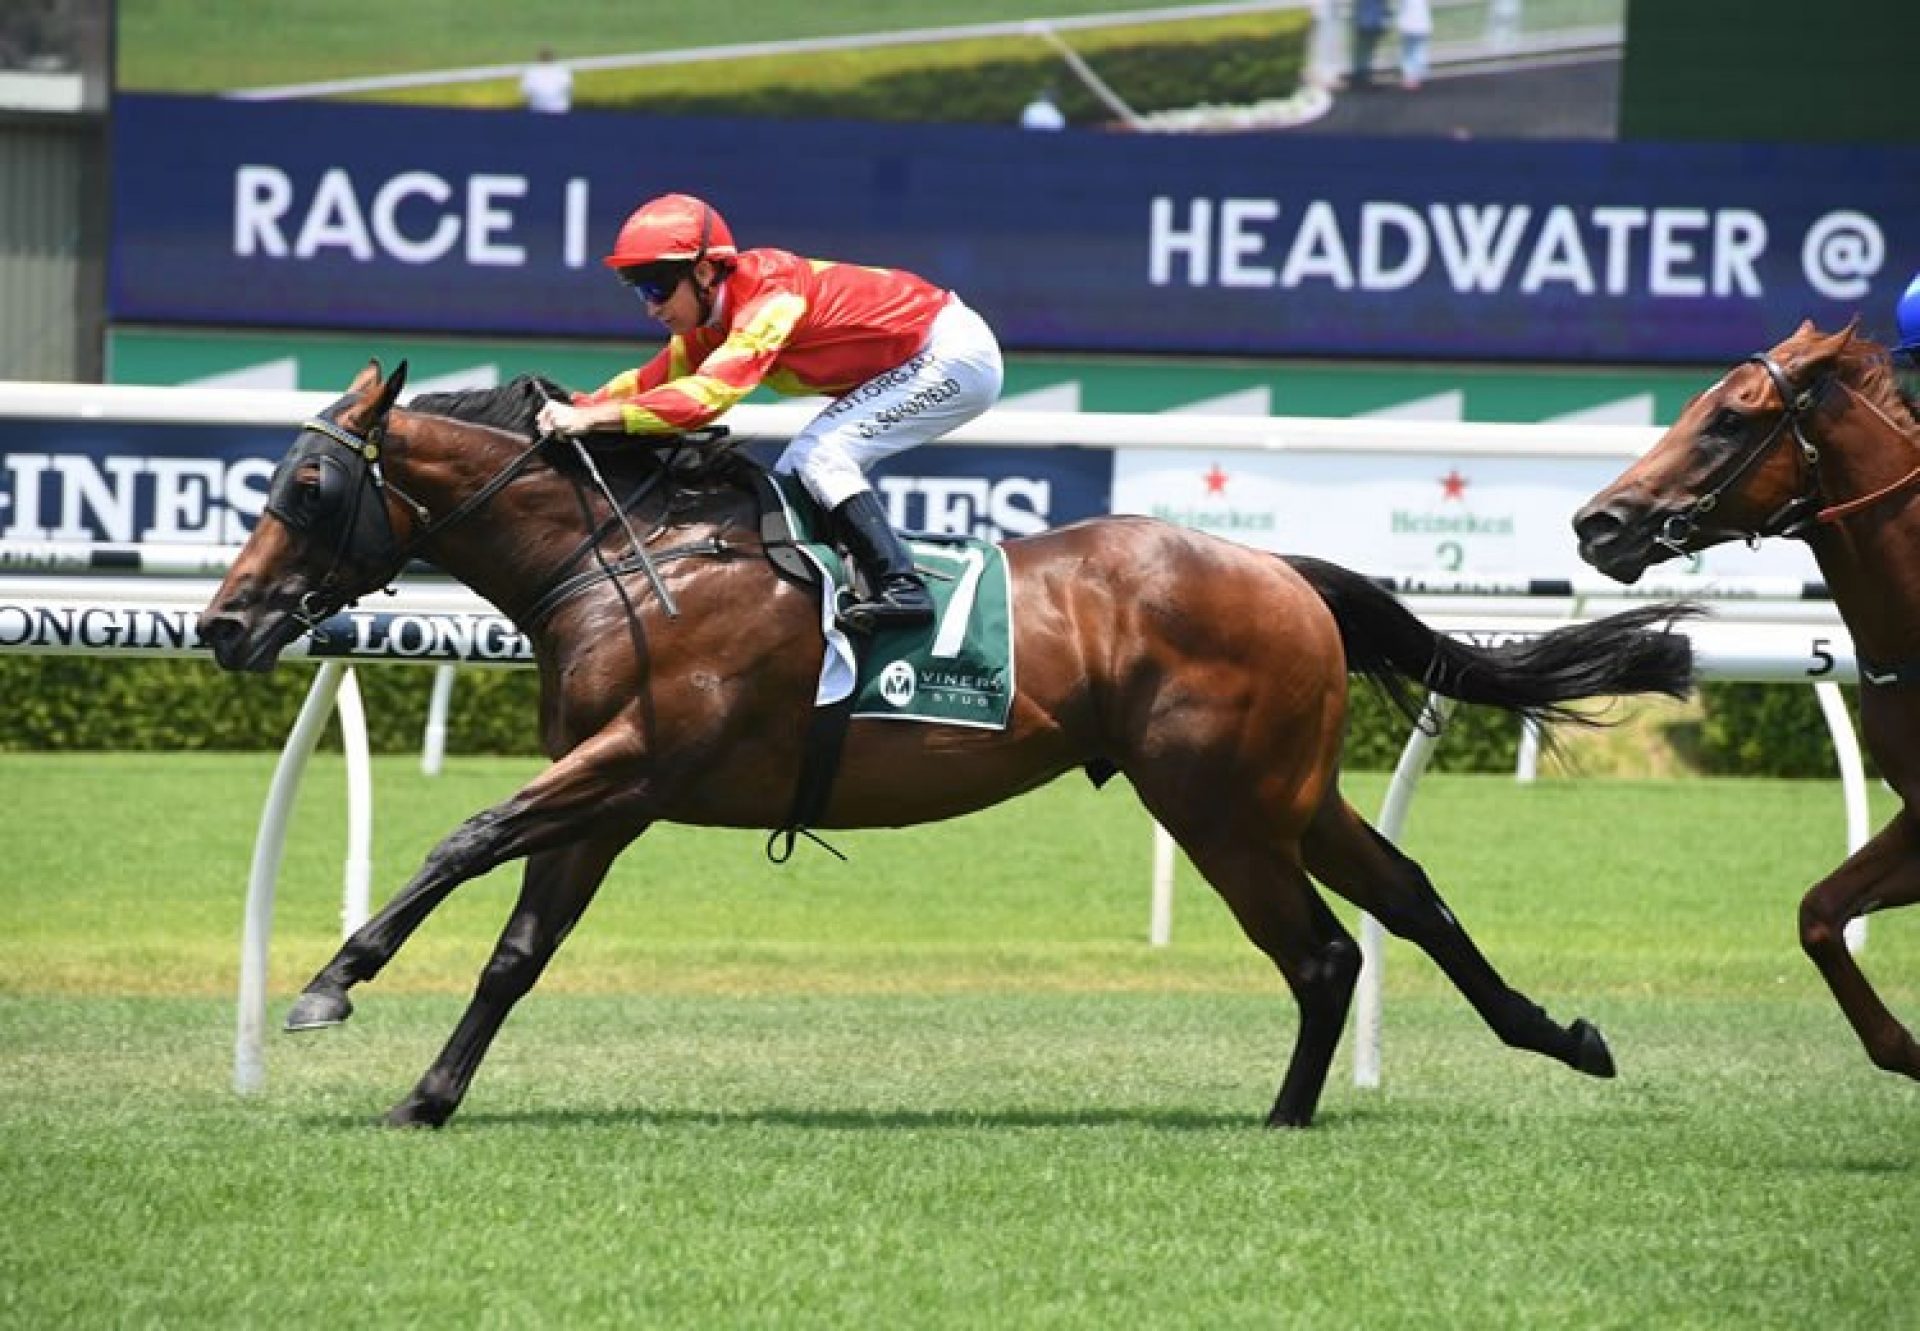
1708, 407, 1744, 436
287, 465, 329, 518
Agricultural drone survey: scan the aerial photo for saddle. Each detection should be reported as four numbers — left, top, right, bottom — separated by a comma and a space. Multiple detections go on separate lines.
744, 466, 827, 590
538, 428, 1017, 863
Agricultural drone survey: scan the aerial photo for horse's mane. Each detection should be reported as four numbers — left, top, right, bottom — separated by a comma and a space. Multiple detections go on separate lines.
404, 373, 764, 501
407, 375, 557, 439
1838, 344, 1920, 432
1792, 328, 1920, 435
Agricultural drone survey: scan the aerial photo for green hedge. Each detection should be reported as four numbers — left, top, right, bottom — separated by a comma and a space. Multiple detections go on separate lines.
0, 658, 541, 755
0, 656, 1539, 771
373, 13, 1313, 121
0, 663, 1857, 776
577, 17, 1310, 125
1694, 679, 1864, 778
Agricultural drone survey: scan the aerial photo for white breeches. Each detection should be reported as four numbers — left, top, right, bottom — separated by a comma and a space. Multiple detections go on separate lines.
774, 297, 1004, 511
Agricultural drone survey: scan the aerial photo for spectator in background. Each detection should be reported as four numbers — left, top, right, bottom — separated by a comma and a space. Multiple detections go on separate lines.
1397, 0, 1432, 90
1346, 0, 1390, 90
520, 47, 572, 114
1020, 86, 1066, 130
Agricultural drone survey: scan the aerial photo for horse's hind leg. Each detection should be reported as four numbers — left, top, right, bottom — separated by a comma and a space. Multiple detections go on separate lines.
1303, 795, 1615, 1078
1263, 881, 1363, 1127
383, 836, 631, 1128
1163, 823, 1361, 1128
1800, 813, 1920, 1079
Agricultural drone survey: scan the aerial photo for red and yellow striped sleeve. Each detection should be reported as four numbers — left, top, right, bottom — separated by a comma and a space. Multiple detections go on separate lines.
589, 291, 810, 436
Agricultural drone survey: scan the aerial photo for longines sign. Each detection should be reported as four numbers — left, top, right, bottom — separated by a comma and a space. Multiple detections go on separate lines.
0, 600, 533, 664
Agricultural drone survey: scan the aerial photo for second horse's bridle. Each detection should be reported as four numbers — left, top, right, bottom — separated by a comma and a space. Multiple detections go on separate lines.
1654, 352, 1831, 559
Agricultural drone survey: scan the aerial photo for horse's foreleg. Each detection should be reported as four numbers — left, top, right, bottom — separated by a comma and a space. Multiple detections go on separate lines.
384, 835, 632, 1128
1303, 797, 1614, 1078
286, 732, 651, 1030
1800, 814, 1920, 1079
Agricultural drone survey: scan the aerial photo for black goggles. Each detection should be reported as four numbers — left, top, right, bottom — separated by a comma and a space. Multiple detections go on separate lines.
619, 263, 690, 305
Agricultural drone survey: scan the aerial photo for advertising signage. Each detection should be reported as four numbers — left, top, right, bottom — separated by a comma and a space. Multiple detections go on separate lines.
0, 415, 1108, 548
111, 94, 1920, 365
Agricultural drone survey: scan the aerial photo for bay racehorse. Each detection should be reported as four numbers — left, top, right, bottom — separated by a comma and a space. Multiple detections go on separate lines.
1576, 320, 1920, 1082
200, 360, 1695, 1128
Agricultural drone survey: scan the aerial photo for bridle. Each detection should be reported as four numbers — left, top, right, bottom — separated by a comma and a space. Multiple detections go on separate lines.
1653, 353, 1826, 560
1652, 350, 1920, 558
266, 403, 548, 632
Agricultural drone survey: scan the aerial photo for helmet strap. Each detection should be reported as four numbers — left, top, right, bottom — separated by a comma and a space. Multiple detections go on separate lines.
692, 259, 730, 326
690, 203, 722, 322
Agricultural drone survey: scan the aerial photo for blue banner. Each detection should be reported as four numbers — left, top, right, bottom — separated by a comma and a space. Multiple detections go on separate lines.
0, 415, 1109, 546
111, 94, 1920, 364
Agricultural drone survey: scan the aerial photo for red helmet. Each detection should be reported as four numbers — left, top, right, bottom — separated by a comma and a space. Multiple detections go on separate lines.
602, 193, 737, 270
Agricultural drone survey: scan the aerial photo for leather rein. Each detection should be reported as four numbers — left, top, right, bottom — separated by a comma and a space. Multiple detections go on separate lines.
279, 407, 703, 635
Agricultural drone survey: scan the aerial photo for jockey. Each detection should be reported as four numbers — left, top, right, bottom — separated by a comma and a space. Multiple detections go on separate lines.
1896, 269, 1920, 367
534, 192, 1005, 634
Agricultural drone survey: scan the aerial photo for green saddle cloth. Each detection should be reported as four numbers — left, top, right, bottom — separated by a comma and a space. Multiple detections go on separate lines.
768, 475, 1016, 730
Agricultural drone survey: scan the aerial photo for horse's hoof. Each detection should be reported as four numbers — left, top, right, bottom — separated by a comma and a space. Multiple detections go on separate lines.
1264, 1106, 1316, 1130
382, 1099, 450, 1130
1568, 1018, 1616, 1078
284, 987, 352, 1032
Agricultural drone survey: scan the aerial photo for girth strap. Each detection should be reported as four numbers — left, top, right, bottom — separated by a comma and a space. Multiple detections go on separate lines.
766, 688, 857, 864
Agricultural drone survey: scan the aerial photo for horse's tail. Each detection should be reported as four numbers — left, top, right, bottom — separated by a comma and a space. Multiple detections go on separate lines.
1282, 555, 1700, 728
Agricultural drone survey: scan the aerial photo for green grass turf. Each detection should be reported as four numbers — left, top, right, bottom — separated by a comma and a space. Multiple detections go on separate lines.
0, 753, 1914, 1326
115, 0, 1230, 92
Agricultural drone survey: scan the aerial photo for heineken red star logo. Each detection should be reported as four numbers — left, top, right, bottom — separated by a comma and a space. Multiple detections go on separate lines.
1439, 468, 1469, 501
1203, 464, 1229, 495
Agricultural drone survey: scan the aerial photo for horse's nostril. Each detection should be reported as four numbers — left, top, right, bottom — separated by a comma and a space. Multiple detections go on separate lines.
198, 613, 242, 647
1572, 507, 1621, 544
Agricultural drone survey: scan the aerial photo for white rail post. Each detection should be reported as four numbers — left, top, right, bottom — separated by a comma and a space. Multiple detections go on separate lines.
1149, 823, 1177, 946
336, 666, 374, 934
1812, 679, 1871, 953
234, 660, 348, 1095
1515, 719, 1542, 783
1355, 693, 1456, 1090
421, 663, 456, 776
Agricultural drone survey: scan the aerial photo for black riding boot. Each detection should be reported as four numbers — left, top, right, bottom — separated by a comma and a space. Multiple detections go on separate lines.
831, 491, 934, 634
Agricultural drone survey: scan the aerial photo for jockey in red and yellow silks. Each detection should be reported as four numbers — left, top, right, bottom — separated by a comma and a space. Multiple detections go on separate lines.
576, 249, 955, 435
536, 193, 1004, 634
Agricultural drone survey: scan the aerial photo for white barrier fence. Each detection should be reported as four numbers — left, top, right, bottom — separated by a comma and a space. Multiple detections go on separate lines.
0, 381, 1874, 1098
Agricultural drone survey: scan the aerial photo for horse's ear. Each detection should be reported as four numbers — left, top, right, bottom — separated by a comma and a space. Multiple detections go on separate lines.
1792, 323, 1857, 382
374, 359, 410, 415
348, 358, 383, 394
